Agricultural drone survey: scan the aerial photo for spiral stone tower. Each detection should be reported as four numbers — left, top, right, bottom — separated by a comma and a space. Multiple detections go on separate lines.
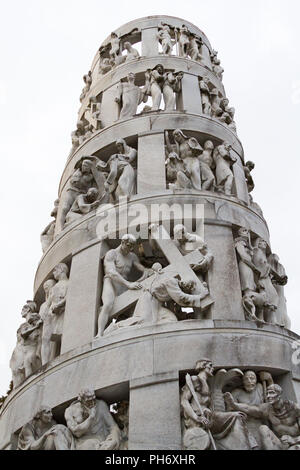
2, 16, 300, 451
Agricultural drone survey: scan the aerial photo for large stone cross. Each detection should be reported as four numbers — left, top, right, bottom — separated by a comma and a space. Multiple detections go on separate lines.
111, 224, 213, 319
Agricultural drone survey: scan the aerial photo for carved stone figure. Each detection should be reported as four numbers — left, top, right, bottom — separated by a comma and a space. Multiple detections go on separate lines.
244, 161, 255, 193
10, 302, 38, 388
166, 129, 202, 190
235, 230, 280, 325
145, 65, 182, 111
225, 384, 300, 450
199, 140, 216, 191
181, 360, 253, 450
65, 389, 121, 450
252, 238, 279, 324
40, 199, 59, 253
235, 228, 269, 323
87, 96, 102, 131
10, 326, 25, 388
268, 254, 290, 329
80, 71, 92, 103
96, 234, 152, 337
213, 142, 236, 195
123, 41, 139, 62
99, 57, 112, 75
58, 156, 104, 230
217, 98, 236, 132
70, 121, 85, 155
65, 188, 104, 225
19, 305, 43, 380
189, 35, 204, 62
178, 25, 190, 58
210, 88, 222, 117
199, 77, 212, 115
229, 371, 273, 448
157, 24, 173, 55
165, 150, 192, 189
96, 139, 137, 203
211, 50, 224, 81
109, 32, 121, 62
41, 263, 69, 365
18, 406, 73, 450
38, 279, 56, 367
163, 71, 183, 111
115, 72, 148, 120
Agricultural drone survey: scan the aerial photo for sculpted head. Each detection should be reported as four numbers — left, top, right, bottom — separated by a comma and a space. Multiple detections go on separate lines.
127, 72, 135, 83
266, 384, 282, 405
121, 234, 137, 254
152, 263, 163, 273
81, 159, 93, 173
173, 129, 187, 143
238, 227, 250, 240
173, 224, 187, 241
246, 161, 255, 171
116, 138, 126, 153
154, 64, 164, 74
255, 238, 268, 251
179, 279, 195, 294
243, 371, 257, 392
111, 32, 118, 39
53, 263, 69, 281
204, 140, 214, 151
195, 359, 214, 377
21, 301, 37, 319
87, 188, 99, 201
35, 406, 53, 424
124, 41, 132, 51
78, 389, 96, 409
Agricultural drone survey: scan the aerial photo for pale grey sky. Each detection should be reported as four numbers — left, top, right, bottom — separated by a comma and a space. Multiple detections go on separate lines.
0, 0, 299, 395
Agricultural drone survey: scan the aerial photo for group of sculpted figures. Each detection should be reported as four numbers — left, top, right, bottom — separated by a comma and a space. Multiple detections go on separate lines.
157, 23, 224, 81
17, 389, 128, 450
115, 66, 183, 120
235, 228, 290, 328
95, 25, 223, 81
10, 263, 69, 388
96, 224, 213, 337
16, 362, 300, 451
199, 77, 236, 132
166, 130, 237, 195
181, 359, 300, 450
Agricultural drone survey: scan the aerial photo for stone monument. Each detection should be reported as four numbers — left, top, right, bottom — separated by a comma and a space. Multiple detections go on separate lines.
1, 16, 299, 451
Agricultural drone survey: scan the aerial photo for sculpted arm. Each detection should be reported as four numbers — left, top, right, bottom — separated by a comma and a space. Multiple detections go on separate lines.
76, 195, 98, 214
104, 251, 131, 288
224, 393, 265, 419
235, 242, 258, 273
132, 254, 153, 281
181, 386, 200, 423
65, 405, 93, 439
164, 278, 203, 308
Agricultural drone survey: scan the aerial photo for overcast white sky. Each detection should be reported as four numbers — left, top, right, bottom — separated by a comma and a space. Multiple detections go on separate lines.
0, 0, 299, 396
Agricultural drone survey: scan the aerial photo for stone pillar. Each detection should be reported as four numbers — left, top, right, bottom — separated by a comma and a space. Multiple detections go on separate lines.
137, 131, 166, 194
142, 28, 159, 57
100, 83, 119, 127
233, 154, 249, 205
205, 222, 244, 321
128, 373, 182, 450
61, 241, 103, 354
178, 73, 202, 114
